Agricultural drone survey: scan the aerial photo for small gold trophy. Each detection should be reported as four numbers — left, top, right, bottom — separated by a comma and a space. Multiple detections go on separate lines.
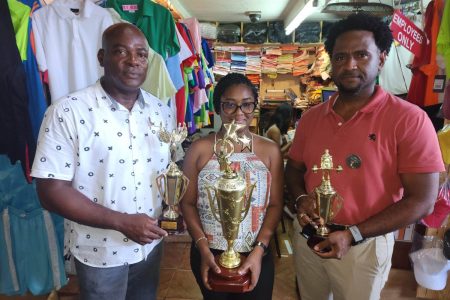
155, 123, 189, 234
205, 121, 256, 293
305, 149, 344, 250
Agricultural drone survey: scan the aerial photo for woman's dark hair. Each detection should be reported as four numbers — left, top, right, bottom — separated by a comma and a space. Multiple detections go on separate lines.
324, 13, 393, 56
266, 103, 293, 134
213, 73, 258, 114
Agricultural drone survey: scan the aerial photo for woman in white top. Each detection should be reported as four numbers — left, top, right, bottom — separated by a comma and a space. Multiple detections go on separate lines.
181, 73, 283, 300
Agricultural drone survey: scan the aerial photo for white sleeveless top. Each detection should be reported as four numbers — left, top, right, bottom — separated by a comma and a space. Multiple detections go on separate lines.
197, 135, 271, 252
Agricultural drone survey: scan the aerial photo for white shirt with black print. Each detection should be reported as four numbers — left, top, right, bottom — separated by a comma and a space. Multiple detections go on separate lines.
31, 81, 175, 268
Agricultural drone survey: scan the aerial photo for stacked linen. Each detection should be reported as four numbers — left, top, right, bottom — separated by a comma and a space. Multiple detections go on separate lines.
246, 74, 260, 86
245, 50, 261, 75
261, 47, 279, 74
293, 48, 313, 76
277, 54, 293, 74
212, 48, 230, 76
310, 46, 331, 80
230, 52, 246, 74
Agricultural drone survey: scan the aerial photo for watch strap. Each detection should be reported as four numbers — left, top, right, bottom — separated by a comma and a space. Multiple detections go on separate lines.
349, 225, 365, 246
253, 240, 268, 252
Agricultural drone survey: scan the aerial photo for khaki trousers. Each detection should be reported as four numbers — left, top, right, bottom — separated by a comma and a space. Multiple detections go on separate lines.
292, 219, 394, 300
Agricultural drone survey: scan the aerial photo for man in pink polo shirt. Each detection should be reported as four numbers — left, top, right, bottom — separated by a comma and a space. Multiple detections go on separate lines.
285, 13, 444, 300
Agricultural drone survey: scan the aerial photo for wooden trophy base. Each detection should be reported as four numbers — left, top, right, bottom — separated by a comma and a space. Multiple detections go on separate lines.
307, 234, 329, 252
208, 255, 251, 293
158, 216, 184, 235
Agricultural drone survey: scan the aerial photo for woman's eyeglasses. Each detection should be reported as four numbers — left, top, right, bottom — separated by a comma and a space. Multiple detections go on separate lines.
221, 102, 256, 114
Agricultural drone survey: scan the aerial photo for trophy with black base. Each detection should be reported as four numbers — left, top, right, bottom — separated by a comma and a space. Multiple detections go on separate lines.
205, 121, 256, 293
155, 123, 189, 234
301, 149, 344, 251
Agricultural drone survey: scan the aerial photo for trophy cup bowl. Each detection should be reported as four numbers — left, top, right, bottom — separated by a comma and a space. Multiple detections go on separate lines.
205, 171, 255, 293
157, 162, 189, 234
305, 189, 344, 251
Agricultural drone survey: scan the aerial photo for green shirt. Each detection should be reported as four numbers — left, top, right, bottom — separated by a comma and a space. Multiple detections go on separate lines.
8, 0, 30, 61
106, 0, 180, 58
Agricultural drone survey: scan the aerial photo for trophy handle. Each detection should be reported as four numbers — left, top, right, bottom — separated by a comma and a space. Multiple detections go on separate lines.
156, 173, 166, 199
205, 186, 222, 223
178, 174, 190, 201
240, 183, 255, 222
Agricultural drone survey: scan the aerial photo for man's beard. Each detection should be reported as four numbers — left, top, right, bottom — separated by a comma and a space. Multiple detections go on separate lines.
334, 81, 363, 95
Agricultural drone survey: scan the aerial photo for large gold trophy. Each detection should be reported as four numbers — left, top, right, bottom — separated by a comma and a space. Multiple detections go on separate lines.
155, 122, 189, 234
205, 121, 255, 292
304, 149, 344, 251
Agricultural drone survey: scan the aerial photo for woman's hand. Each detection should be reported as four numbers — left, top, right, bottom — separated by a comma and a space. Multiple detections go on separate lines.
237, 247, 264, 291
199, 248, 221, 290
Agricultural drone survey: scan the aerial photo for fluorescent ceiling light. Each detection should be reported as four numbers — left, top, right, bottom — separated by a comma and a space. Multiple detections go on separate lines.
285, 0, 316, 35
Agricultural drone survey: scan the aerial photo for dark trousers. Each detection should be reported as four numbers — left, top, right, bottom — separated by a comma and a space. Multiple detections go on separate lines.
190, 242, 274, 300
75, 242, 163, 300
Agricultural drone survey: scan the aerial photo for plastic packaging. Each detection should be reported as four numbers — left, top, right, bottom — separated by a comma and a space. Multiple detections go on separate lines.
199, 22, 217, 40
217, 24, 241, 43
410, 235, 450, 290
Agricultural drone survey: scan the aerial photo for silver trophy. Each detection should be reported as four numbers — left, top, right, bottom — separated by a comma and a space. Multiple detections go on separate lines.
153, 121, 189, 234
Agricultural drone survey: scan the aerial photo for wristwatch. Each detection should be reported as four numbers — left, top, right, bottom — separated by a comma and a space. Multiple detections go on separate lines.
253, 241, 268, 253
348, 225, 365, 246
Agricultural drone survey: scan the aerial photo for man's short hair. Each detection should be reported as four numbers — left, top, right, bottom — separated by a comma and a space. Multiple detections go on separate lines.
324, 13, 393, 55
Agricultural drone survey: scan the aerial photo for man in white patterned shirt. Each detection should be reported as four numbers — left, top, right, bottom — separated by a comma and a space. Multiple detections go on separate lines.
31, 23, 175, 300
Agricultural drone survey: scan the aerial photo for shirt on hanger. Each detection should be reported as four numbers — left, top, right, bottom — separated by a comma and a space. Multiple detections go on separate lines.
379, 42, 413, 95
107, 0, 179, 58
1, 0, 35, 182
32, 0, 113, 101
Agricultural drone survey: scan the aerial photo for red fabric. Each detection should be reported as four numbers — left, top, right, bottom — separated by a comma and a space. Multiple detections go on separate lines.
176, 23, 196, 66
288, 86, 445, 225
422, 179, 450, 228
407, 0, 444, 106
175, 23, 197, 124
175, 86, 185, 124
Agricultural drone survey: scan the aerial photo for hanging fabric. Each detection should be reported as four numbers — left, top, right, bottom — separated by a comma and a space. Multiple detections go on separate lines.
0, 0, 35, 182
32, 0, 113, 101
106, 0, 180, 58
407, 0, 444, 107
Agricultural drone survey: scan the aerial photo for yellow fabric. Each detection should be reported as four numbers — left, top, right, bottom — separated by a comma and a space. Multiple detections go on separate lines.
438, 124, 450, 164
437, 0, 450, 78
8, 0, 30, 61
141, 51, 177, 103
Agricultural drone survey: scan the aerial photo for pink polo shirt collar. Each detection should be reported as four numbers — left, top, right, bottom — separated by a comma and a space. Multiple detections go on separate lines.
324, 86, 388, 116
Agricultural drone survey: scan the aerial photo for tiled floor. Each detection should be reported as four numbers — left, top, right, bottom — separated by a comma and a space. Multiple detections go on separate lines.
156, 215, 421, 300
0, 214, 423, 300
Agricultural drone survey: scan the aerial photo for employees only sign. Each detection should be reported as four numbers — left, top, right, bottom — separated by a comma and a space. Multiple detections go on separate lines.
390, 10, 426, 57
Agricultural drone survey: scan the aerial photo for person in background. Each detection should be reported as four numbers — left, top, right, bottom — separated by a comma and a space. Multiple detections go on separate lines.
180, 73, 283, 300
264, 103, 294, 158
31, 23, 174, 300
285, 13, 444, 300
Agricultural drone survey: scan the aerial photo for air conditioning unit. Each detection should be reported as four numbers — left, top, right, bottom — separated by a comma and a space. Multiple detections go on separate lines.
322, 0, 394, 17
